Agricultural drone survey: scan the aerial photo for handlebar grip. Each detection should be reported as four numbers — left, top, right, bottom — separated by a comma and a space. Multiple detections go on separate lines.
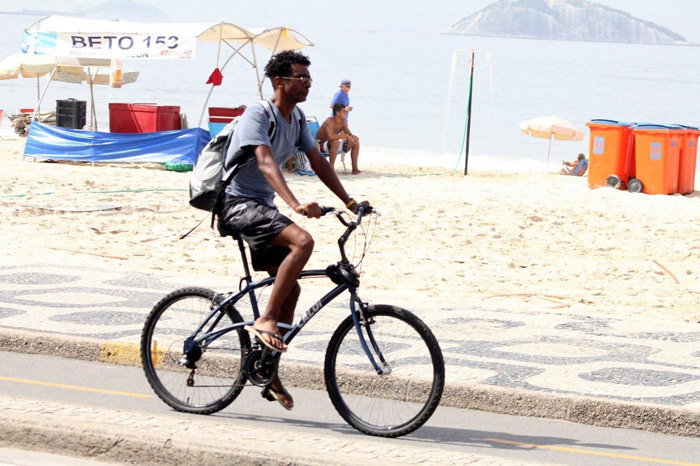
357, 205, 373, 215
300, 206, 334, 217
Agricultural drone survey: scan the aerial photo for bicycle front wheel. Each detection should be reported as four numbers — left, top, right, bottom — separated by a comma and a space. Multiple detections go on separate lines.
141, 287, 250, 414
325, 305, 445, 437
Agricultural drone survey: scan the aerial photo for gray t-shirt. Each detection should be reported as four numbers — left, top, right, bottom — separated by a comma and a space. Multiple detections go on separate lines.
224, 100, 316, 207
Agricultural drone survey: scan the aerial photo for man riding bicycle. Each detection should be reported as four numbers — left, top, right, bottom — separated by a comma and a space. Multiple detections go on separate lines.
216, 50, 367, 410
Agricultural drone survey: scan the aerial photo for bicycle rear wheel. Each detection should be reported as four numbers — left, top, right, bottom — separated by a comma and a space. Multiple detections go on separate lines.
324, 305, 445, 437
141, 287, 250, 414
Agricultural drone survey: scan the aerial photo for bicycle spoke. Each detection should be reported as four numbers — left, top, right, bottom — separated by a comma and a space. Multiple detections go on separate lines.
325, 305, 444, 437
141, 288, 250, 414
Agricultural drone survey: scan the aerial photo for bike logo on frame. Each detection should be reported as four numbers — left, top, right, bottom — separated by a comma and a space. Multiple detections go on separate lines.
298, 300, 323, 326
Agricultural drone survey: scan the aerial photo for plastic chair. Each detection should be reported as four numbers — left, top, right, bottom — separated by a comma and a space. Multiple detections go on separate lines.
572, 158, 588, 176
307, 117, 346, 172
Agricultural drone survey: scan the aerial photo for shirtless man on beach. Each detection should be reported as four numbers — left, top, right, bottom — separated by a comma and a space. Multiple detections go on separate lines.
316, 103, 361, 174
216, 51, 368, 410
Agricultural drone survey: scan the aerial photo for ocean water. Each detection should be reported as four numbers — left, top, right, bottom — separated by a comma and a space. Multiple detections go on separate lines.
2, 13, 700, 172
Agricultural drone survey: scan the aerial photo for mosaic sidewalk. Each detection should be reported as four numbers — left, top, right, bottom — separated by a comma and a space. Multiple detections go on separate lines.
1, 263, 699, 411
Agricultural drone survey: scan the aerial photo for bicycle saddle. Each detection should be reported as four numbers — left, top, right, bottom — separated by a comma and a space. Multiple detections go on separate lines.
216, 222, 241, 240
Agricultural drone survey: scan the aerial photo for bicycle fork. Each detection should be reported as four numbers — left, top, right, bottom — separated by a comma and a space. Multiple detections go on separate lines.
350, 292, 390, 375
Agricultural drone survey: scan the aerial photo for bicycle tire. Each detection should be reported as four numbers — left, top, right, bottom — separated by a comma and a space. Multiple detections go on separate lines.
141, 287, 250, 414
324, 305, 445, 437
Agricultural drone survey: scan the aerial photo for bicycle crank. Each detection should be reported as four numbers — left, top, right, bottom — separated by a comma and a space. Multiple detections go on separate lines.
244, 349, 278, 386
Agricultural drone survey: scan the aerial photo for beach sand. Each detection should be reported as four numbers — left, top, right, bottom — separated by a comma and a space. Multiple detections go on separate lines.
2, 137, 699, 323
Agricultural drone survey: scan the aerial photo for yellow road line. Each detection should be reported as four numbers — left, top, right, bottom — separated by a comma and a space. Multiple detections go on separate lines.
0, 376, 151, 399
484, 438, 700, 466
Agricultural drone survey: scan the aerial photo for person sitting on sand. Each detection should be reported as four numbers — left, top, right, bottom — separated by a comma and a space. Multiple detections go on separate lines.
316, 103, 361, 174
560, 153, 587, 176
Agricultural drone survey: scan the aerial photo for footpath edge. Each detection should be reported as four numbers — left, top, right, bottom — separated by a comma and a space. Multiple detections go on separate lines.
1, 328, 698, 438
1, 394, 546, 466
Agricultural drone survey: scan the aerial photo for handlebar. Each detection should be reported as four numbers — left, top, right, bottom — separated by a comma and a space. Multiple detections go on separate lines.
301, 205, 375, 264
325, 205, 373, 225
301, 205, 374, 224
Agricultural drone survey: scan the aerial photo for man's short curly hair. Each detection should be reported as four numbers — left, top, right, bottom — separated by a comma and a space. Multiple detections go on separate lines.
264, 50, 311, 88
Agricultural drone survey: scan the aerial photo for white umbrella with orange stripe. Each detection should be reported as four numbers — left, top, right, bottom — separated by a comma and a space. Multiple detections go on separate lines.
520, 116, 585, 171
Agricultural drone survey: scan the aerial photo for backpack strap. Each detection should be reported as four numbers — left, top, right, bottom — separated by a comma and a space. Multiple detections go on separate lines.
292, 106, 303, 128
289, 106, 305, 153
259, 100, 277, 140
260, 99, 304, 140
210, 101, 277, 230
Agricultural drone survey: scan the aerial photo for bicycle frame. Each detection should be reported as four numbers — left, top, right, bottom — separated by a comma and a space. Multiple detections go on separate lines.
184, 272, 386, 374
185, 225, 388, 374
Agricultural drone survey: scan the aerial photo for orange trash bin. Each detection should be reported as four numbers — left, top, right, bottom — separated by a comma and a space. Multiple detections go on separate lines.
674, 125, 699, 195
630, 125, 682, 195
585, 119, 635, 189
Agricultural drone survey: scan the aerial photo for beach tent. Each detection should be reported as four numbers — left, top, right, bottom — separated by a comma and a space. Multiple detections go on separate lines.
19, 16, 313, 163
22, 16, 313, 125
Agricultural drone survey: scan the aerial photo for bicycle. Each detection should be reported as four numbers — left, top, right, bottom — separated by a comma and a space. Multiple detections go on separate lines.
140, 206, 445, 437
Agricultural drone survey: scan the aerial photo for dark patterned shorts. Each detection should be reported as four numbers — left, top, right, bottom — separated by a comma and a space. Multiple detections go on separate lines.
217, 196, 293, 271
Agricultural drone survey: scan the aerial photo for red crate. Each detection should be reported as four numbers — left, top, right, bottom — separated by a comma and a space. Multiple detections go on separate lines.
208, 107, 244, 124
109, 103, 181, 133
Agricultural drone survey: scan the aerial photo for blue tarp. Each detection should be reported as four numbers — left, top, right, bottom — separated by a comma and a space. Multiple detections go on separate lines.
23, 122, 210, 164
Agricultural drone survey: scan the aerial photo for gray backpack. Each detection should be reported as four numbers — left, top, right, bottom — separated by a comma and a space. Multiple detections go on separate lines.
189, 100, 281, 212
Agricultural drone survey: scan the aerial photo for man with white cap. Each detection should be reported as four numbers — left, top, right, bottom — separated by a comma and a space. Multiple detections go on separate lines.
330, 79, 353, 120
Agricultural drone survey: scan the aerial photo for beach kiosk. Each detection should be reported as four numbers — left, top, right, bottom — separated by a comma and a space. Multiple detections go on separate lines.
19, 16, 313, 164
585, 119, 635, 189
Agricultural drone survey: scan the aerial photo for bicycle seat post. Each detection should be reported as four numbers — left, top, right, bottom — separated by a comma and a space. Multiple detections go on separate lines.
236, 238, 253, 281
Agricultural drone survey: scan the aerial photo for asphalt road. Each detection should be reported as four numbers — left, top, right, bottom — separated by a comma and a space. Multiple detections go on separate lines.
1, 351, 699, 466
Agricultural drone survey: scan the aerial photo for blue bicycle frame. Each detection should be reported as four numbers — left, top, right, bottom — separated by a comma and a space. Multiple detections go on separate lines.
184, 206, 388, 375
184, 258, 387, 374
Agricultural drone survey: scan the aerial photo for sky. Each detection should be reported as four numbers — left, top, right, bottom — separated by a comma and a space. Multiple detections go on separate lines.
5, 0, 700, 41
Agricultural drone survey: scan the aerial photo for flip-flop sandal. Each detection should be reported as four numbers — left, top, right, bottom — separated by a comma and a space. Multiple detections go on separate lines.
249, 327, 287, 353
262, 385, 294, 411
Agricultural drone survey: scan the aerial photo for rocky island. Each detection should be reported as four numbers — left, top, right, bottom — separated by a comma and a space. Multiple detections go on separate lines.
1, 0, 168, 22
444, 0, 693, 46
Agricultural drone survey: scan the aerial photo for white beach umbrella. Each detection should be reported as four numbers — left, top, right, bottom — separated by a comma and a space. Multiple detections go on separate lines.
0, 52, 56, 80
0, 53, 138, 129
0, 53, 56, 102
520, 116, 585, 170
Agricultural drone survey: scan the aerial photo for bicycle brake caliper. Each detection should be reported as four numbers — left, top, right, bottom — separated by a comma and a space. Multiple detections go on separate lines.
358, 302, 374, 327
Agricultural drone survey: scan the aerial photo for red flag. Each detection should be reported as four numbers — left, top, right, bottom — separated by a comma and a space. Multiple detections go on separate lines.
206, 68, 223, 86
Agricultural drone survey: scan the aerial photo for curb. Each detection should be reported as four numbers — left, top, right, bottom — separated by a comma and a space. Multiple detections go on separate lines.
2, 395, 544, 466
2, 328, 699, 438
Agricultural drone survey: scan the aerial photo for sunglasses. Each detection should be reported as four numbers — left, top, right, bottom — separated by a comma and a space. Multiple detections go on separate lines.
282, 76, 313, 84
